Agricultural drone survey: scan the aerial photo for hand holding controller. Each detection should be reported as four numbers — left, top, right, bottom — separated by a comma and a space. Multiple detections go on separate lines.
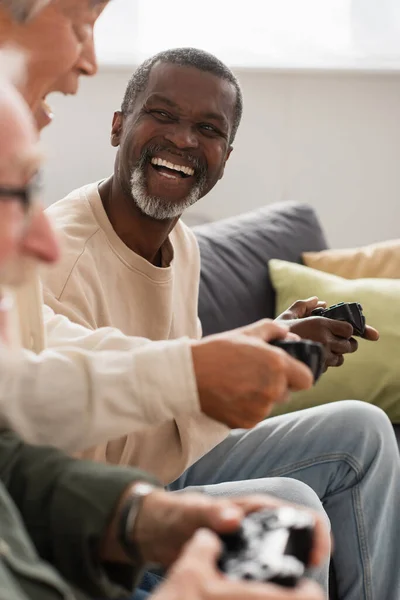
311, 302, 366, 336
218, 506, 315, 588
270, 339, 325, 383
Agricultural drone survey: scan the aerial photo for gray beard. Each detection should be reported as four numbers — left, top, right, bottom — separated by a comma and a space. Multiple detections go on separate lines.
130, 166, 205, 221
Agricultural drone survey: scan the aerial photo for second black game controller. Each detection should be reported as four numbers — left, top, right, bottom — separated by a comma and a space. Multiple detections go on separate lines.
218, 506, 315, 588
311, 302, 366, 336
270, 339, 325, 383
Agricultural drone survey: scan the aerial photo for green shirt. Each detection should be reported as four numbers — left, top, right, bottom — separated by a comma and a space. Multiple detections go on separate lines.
0, 430, 159, 600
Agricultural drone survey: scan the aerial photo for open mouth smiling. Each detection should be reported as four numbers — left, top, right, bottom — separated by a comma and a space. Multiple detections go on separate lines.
36, 98, 54, 128
150, 157, 195, 179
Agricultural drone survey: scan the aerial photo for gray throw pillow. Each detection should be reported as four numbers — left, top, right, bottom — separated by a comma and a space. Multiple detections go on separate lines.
194, 202, 329, 336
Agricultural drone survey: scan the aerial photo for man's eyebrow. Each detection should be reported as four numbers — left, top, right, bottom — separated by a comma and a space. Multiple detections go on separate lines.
201, 112, 229, 128
146, 94, 180, 109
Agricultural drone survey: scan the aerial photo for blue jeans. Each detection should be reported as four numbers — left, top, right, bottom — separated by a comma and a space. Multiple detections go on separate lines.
168, 400, 400, 600
129, 591, 149, 600
121, 572, 163, 599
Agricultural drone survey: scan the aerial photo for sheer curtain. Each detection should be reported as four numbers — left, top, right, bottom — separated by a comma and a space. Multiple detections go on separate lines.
95, 0, 400, 69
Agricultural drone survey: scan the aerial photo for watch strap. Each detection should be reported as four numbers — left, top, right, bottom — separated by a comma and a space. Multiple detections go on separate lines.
117, 482, 155, 563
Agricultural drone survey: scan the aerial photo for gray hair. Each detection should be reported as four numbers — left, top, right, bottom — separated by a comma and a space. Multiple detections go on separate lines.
0, 0, 51, 22
121, 47, 243, 144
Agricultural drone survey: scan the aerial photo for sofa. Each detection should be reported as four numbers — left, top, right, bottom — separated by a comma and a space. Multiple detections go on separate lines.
194, 200, 400, 447
194, 201, 399, 599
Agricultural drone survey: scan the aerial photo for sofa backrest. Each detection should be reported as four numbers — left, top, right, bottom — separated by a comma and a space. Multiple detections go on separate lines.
194, 202, 329, 336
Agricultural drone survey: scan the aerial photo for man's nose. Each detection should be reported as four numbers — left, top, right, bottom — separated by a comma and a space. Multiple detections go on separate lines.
21, 208, 60, 265
76, 27, 98, 77
164, 122, 200, 150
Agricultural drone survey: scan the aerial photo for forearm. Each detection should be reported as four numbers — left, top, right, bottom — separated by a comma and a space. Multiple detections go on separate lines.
43, 303, 152, 352
0, 336, 199, 453
0, 430, 161, 597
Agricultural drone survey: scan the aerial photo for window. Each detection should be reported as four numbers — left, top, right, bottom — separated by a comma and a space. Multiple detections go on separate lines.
95, 0, 400, 70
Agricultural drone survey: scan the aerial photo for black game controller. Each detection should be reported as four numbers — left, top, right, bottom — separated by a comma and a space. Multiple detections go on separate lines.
218, 507, 314, 588
270, 339, 325, 383
311, 302, 366, 336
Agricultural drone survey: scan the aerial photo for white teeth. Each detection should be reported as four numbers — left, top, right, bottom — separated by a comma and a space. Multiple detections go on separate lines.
41, 99, 54, 118
151, 157, 194, 176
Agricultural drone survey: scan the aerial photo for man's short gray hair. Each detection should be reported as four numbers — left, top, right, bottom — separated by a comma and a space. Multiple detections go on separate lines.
0, 0, 51, 22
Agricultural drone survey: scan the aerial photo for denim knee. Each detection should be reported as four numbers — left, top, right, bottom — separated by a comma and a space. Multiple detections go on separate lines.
326, 400, 392, 438
319, 400, 396, 465
267, 476, 331, 533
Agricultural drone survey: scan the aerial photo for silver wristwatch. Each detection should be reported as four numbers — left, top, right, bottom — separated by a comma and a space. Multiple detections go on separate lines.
118, 482, 156, 563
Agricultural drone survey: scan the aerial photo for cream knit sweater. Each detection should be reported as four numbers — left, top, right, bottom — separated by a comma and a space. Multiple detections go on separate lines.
42, 182, 228, 484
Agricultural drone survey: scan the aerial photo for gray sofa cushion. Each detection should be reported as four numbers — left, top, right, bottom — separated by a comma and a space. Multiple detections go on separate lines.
194, 202, 329, 337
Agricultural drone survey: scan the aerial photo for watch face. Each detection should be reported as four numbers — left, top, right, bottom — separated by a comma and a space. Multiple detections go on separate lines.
126, 483, 156, 532
134, 482, 156, 497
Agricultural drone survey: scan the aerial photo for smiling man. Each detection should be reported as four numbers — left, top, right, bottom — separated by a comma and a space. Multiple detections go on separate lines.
44, 49, 240, 341
44, 49, 249, 478
42, 47, 400, 600
117, 57, 237, 223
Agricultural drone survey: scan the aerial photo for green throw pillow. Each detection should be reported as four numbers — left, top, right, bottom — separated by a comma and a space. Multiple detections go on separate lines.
268, 258, 400, 423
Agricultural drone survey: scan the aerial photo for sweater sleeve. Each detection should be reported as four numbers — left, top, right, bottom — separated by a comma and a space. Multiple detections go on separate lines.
0, 325, 200, 453
0, 429, 161, 598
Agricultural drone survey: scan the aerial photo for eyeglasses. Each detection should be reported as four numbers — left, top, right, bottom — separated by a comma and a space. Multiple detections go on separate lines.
0, 173, 42, 217
0, 186, 31, 210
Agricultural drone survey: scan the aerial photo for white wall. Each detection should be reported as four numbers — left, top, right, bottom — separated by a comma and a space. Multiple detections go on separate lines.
42, 67, 400, 249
